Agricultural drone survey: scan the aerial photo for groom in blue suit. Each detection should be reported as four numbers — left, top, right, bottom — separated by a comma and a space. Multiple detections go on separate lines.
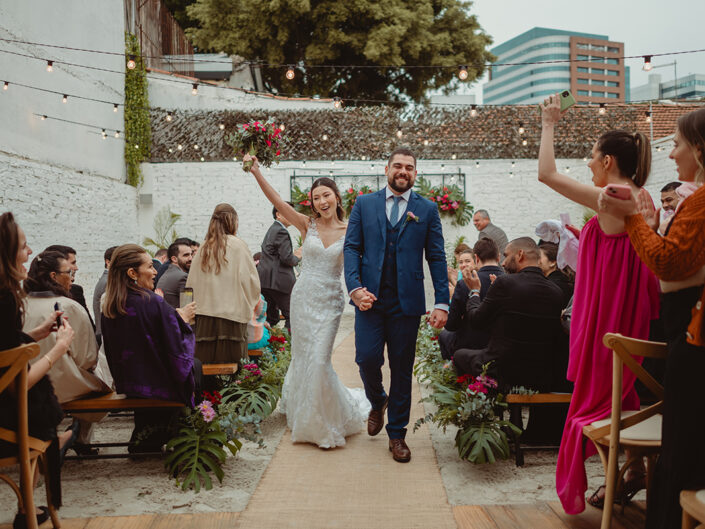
344, 148, 449, 462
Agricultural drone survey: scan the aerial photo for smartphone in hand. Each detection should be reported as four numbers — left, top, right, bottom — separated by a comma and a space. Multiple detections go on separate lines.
539, 90, 576, 113
605, 184, 632, 200
54, 301, 63, 328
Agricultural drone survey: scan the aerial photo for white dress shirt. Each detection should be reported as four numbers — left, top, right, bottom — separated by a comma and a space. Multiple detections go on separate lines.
385, 187, 411, 222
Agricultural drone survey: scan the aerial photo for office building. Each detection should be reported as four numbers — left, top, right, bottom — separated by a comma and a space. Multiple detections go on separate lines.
631, 72, 705, 101
483, 27, 629, 105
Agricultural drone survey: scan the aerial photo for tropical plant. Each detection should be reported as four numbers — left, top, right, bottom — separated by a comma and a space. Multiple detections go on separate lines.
341, 185, 375, 216
413, 315, 520, 464
143, 206, 181, 255
165, 398, 241, 492
414, 176, 473, 226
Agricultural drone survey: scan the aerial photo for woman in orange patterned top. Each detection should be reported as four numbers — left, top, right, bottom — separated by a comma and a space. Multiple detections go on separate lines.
598, 107, 705, 529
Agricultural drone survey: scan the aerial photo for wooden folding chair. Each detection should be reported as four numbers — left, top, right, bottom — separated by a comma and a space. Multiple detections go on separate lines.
582, 332, 667, 529
0, 343, 60, 529
681, 490, 705, 529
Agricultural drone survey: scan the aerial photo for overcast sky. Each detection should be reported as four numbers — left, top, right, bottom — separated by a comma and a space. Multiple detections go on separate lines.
463, 0, 705, 102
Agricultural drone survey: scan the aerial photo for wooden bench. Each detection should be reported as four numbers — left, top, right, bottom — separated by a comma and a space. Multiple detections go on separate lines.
201, 363, 238, 376
62, 392, 185, 460
505, 392, 572, 466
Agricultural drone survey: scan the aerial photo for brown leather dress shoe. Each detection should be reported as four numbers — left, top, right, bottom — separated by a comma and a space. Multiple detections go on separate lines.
367, 398, 388, 436
389, 439, 411, 463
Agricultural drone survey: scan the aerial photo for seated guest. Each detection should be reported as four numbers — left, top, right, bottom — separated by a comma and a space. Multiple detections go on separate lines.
23, 251, 111, 450
187, 204, 261, 364
92, 246, 117, 346
45, 244, 95, 332
156, 240, 193, 309
101, 244, 200, 453
453, 237, 564, 392
447, 242, 471, 299
440, 249, 482, 359
538, 242, 574, 308
659, 181, 682, 234
154, 238, 193, 286
472, 237, 504, 299
248, 295, 271, 351
153, 247, 168, 271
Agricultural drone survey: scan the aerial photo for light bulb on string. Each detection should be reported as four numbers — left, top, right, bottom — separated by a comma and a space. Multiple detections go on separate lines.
518, 122, 525, 134
645, 111, 652, 123
101, 129, 107, 139
200, 156, 205, 162
302, 160, 306, 167
286, 65, 295, 80
423, 139, 429, 146
322, 134, 328, 141
440, 164, 445, 172
565, 166, 571, 173
114, 130, 120, 138
3, 82, 8, 90
511, 161, 515, 168
127, 55, 136, 70
475, 161, 480, 167
451, 153, 457, 160
470, 104, 478, 117
40, 115, 46, 121
166, 112, 173, 122
168, 148, 173, 153
522, 139, 528, 146
177, 144, 183, 150
219, 123, 225, 130
134, 144, 139, 149
62, 94, 68, 103
280, 124, 285, 132
193, 144, 199, 150
509, 171, 514, 178
396, 128, 403, 139
333, 97, 342, 108
642, 55, 653, 71
598, 103, 606, 115
191, 83, 198, 96
113, 104, 118, 112
458, 65, 468, 81
46, 61, 53, 72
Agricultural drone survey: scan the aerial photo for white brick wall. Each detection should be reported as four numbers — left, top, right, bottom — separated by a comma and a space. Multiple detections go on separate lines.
0, 151, 140, 311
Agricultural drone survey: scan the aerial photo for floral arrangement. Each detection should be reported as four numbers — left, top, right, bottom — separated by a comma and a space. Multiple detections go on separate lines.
166, 328, 292, 492
291, 183, 375, 217
413, 315, 519, 463
227, 119, 283, 172
414, 176, 473, 226
342, 185, 375, 216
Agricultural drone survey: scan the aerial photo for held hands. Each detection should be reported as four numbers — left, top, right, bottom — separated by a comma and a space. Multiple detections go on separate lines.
177, 302, 197, 324
294, 247, 303, 259
428, 308, 448, 329
540, 93, 563, 127
351, 288, 377, 311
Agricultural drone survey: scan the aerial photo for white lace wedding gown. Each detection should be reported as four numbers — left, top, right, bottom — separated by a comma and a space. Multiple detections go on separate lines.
279, 220, 370, 448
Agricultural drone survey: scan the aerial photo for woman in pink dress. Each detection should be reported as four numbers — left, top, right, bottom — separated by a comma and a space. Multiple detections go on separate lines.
538, 93, 660, 514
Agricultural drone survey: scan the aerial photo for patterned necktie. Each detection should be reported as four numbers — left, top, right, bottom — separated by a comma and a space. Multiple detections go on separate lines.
390, 196, 402, 225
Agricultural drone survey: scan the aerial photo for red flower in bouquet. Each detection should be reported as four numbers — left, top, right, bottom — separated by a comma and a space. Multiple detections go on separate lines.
227, 119, 284, 172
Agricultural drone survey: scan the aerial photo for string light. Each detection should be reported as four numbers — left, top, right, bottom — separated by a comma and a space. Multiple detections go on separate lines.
511, 161, 515, 168
114, 130, 120, 138
598, 103, 606, 115
191, 83, 198, 95
169, 148, 173, 153
322, 134, 328, 141
475, 161, 480, 167
101, 129, 107, 139
470, 104, 478, 117
441, 164, 445, 171
46, 60, 53, 72
280, 124, 285, 131
126, 55, 136, 70
3, 81, 8, 90
642, 55, 653, 71
565, 166, 570, 173
458, 65, 468, 81
134, 144, 139, 149
177, 144, 183, 150
286, 65, 295, 80
333, 97, 342, 108
166, 111, 173, 122
396, 128, 403, 139
423, 139, 429, 146
113, 103, 118, 112
62, 94, 68, 103
522, 139, 528, 146
193, 144, 199, 150
40, 115, 46, 120
451, 153, 457, 160
219, 123, 225, 130
200, 156, 205, 162
645, 111, 652, 123
302, 160, 306, 166
509, 171, 514, 178
518, 122, 525, 135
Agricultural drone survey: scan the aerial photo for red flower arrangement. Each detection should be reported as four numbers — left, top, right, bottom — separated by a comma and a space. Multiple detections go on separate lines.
227, 119, 283, 172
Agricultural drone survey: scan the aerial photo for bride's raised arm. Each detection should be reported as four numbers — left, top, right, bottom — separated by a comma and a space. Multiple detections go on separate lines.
243, 154, 310, 236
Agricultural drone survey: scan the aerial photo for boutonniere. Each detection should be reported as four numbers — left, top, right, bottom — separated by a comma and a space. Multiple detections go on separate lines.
404, 211, 420, 224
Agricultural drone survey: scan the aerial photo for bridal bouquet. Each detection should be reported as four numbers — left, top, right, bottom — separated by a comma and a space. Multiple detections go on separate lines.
227, 120, 283, 172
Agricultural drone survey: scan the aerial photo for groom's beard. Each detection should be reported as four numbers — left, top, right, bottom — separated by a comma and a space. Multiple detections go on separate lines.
389, 174, 414, 193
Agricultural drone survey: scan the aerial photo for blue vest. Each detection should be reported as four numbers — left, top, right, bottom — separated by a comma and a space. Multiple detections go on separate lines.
379, 217, 401, 311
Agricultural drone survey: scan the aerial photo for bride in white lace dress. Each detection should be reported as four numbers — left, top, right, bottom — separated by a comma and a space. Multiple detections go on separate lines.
246, 155, 370, 448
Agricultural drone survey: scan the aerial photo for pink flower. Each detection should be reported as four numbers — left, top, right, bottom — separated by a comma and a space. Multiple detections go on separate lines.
197, 401, 216, 423
276, 150, 281, 156
266, 140, 272, 147
451, 201, 459, 209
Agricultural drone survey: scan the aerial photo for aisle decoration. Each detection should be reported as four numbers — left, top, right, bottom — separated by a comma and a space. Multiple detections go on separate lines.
166, 328, 292, 491
227, 119, 283, 171
414, 177, 473, 226
413, 315, 519, 463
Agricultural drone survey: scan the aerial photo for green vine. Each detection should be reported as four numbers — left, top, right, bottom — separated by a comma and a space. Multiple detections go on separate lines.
124, 33, 151, 187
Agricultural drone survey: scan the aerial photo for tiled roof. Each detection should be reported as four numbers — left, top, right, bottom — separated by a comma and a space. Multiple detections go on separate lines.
149, 102, 704, 162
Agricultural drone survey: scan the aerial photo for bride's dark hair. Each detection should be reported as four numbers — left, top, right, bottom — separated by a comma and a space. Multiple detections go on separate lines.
309, 177, 345, 221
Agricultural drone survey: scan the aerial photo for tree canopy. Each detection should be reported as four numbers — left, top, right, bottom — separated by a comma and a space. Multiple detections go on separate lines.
184, 0, 494, 103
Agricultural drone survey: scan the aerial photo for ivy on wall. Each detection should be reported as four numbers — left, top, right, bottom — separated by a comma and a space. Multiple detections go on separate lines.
124, 33, 151, 187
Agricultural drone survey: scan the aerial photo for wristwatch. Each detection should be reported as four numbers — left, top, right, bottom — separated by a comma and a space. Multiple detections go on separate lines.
469, 289, 480, 298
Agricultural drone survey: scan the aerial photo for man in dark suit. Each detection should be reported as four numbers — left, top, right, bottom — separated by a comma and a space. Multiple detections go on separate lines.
258, 203, 300, 330
453, 237, 564, 392
440, 238, 505, 360
156, 241, 192, 309
344, 147, 449, 463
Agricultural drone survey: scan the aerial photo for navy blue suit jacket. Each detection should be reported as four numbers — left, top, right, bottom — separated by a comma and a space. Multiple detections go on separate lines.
343, 189, 449, 316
